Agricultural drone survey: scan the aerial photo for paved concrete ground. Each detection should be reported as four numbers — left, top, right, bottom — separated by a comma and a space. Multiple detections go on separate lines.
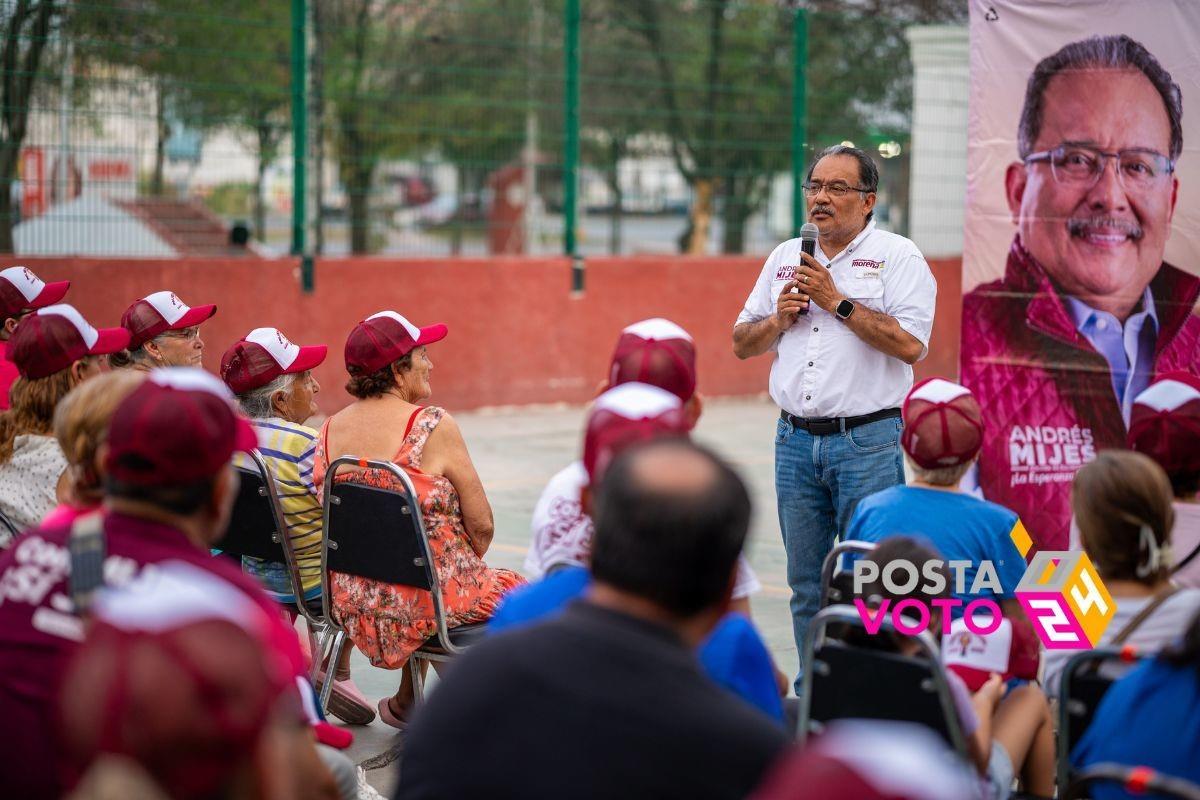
338, 396, 794, 794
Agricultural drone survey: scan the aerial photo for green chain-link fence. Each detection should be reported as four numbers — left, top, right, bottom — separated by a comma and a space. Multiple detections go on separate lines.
2, 0, 965, 261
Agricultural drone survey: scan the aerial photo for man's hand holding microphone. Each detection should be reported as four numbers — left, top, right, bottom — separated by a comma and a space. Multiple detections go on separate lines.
775, 222, 820, 331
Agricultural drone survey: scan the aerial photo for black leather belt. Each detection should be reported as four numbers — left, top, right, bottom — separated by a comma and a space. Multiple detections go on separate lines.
779, 407, 900, 436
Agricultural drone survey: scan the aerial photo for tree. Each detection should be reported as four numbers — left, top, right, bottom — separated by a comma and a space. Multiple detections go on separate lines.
73, 1, 291, 240
0, 0, 66, 252
611, 0, 792, 254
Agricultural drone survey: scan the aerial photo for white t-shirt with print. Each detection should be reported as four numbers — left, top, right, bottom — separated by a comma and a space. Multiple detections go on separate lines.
525, 460, 762, 600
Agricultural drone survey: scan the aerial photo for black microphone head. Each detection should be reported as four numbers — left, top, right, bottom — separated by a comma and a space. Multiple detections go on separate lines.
800, 222, 819, 241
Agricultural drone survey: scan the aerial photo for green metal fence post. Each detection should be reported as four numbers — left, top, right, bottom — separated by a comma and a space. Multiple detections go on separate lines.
791, 4, 809, 239
563, 0, 583, 291
291, 0, 313, 292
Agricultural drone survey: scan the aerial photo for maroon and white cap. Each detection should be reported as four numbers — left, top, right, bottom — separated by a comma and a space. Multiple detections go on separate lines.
750, 720, 981, 800
60, 561, 300, 800
7, 304, 131, 379
609, 318, 697, 402
583, 382, 690, 486
344, 310, 447, 375
1128, 372, 1200, 476
0, 265, 70, 319
220, 327, 327, 395
106, 368, 257, 487
900, 378, 984, 469
121, 291, 217, 350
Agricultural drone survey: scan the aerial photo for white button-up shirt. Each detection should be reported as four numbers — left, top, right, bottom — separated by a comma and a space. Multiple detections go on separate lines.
736, 221, 937, 418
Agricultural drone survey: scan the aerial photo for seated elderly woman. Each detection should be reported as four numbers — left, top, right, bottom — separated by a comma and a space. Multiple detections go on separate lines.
1045, 450, 1200, 696
220, 327, 375, 727
0, 305, 129, 541
315, 311, 524, 726
109, 290, 216, 370
43, 369, 146, 527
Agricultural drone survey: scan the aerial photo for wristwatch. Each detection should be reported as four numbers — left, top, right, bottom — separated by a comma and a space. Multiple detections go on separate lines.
835, 299, 855, 320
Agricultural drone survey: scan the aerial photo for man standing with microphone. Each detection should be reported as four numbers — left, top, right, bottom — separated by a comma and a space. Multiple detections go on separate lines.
733, 145, 936, 688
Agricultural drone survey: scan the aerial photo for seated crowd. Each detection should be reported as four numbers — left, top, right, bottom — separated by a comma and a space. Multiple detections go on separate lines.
0, 264, 1197, 800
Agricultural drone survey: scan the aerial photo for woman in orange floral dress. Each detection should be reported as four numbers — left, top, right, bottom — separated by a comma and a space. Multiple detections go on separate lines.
314, 311, 524, 725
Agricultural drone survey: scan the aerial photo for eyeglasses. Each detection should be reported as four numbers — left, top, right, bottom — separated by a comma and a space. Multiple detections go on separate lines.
158, 327, 201, 341
1024, 144, 1174, 190
802, 181, 873, 198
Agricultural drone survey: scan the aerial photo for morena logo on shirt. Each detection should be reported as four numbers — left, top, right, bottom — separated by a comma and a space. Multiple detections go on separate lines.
851, 259, 885, 270
852, 520, 1115, 650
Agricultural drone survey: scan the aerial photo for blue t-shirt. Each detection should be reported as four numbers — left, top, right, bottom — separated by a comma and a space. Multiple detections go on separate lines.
845, 486, 1027, 613
1072, 658, 1200, 798
490, 566, 784, 723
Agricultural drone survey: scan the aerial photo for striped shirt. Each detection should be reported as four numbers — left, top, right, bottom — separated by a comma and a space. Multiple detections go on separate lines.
235, 417, 323, 602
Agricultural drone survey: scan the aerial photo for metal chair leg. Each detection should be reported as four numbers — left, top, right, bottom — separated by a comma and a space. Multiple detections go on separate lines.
318, 630, 347, 712
411, 655, 425, 704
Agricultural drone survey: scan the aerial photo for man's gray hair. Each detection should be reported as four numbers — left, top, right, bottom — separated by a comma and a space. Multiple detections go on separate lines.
1018, 35, 1182, 160
805, 144, 880, 223
236, 373, 295, 420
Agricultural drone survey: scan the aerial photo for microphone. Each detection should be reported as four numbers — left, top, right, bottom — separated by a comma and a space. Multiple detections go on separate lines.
796, 223, 819, 315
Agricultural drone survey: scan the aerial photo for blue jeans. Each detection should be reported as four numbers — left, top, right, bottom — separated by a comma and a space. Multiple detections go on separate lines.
775, 414, 904, 690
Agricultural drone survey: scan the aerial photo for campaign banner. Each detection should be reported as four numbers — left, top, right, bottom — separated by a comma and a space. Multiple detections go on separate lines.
960, 0, 1200, 551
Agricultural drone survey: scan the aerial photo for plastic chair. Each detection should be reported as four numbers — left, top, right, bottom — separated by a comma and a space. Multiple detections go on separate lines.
1057, 646, 1144, 790
317, 457, 486, 709
798, 603, 969, 758
1063, 763, 1200, 800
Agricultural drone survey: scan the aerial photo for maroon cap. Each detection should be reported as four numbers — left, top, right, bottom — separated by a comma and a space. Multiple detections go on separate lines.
7, 304, 130, 379
1129, 372, 1200, 476
220, 327, 327, 395
583, 382, 690, 486
105, 368, 258, 486
59, 563, 295, 800
900, 378, 983, 469
121, 291, 217, 350
608, 318, 697, 402
0, 266, 70, 319
750, 721, 980, 800
345, 310, 447, 375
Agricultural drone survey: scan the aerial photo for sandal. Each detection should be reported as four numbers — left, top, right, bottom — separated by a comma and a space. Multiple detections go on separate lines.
377, 697, 411, 730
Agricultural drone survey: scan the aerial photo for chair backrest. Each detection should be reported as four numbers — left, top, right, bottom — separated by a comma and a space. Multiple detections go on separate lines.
1058, 647, 1144, 790
320, 458, 445, 637
820, 540, 876, 608
214, 453, 288, 563
1064, 764, 1200, 800
799, 604, 968, 758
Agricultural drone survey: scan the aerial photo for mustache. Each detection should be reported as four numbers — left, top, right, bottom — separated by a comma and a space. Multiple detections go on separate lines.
810, 204, 835, 217
1067, 216, 1143, 241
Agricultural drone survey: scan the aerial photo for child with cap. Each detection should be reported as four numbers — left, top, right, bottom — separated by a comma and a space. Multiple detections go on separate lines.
110, 291, 216, 370
845, 378, 1029, 612
1128, 372, 1200, 588
314, 310, 524, 727
0, 304, 129, 537
853, 538, 1055, 799
0, 265, 70, 409
0, 368, 351, 800
491, 382, 786, 723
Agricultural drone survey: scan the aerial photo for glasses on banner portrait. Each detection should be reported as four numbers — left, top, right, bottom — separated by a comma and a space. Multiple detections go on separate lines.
1024, 144, 1175, 191
802, 181, 874, 198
